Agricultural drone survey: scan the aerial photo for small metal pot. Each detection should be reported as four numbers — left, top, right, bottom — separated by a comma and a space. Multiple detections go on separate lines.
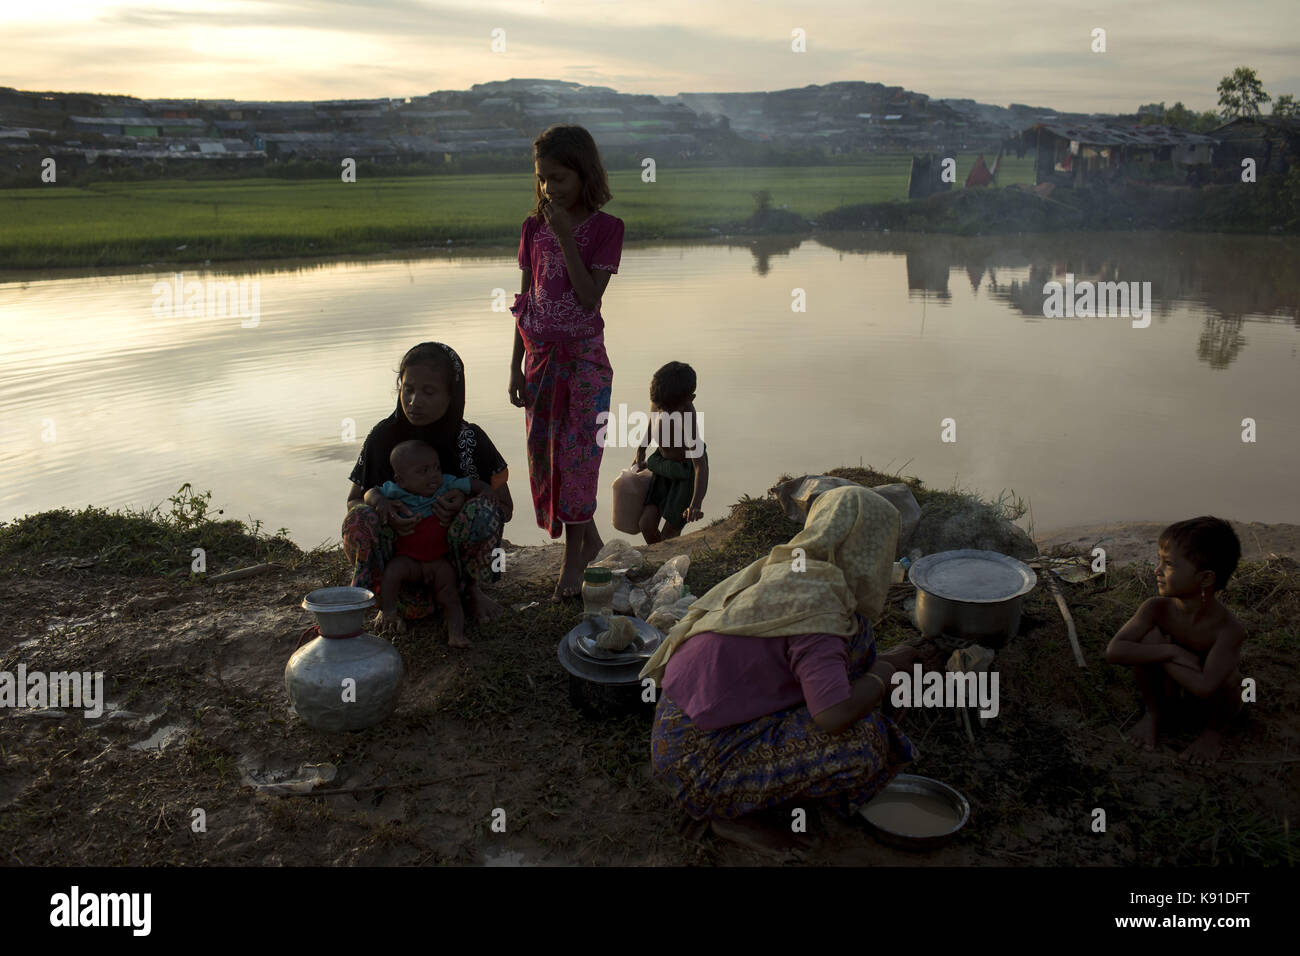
909, 550, 1037, 646
566, 673, 656, 720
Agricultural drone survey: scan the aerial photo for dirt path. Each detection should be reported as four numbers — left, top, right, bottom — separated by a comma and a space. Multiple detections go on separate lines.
1036, 520, 1300, 567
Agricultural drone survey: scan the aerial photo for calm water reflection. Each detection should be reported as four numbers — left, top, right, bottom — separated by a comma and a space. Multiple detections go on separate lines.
2, 231, 1297, 551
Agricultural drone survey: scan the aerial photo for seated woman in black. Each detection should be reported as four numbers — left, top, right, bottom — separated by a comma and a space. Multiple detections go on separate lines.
343, 342, 512, 639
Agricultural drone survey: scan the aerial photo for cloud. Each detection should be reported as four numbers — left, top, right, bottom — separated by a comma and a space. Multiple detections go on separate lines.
2, 0, 1297, 109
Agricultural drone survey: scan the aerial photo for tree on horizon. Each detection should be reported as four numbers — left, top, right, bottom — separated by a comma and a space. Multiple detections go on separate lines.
1218, 66, 1271, 119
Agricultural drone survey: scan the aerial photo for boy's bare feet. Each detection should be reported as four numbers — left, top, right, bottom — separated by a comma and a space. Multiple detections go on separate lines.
1180, 727, 1225, 765
447, 625, 472, 649
467, 584, 503, 624
1128, 712, 1159, 751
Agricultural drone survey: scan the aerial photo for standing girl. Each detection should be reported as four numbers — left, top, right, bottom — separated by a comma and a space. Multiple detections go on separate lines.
509, 125, 625, 600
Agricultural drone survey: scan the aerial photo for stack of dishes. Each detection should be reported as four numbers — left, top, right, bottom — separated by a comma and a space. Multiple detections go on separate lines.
557, 615, 665, 719
556, 615, 663, 684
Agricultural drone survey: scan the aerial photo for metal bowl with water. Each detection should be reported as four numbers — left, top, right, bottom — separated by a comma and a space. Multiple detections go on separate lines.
858, 773, 970, 850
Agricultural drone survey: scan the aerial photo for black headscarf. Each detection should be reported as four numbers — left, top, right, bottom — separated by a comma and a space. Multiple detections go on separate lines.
350, 342, 472, 491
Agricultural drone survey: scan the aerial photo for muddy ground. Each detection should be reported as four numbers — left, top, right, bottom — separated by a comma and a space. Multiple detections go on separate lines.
1, 504, 1297, 867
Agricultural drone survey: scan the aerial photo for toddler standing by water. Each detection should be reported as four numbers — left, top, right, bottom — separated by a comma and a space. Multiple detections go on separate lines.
509, 125, 625, 601
634, 361, 709, 543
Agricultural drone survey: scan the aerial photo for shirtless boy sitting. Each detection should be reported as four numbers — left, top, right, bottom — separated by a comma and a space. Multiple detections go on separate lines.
1105, 516, 1245, 765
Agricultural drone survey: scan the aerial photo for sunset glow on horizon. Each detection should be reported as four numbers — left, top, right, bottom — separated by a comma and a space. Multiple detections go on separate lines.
1, 0, 1296, 112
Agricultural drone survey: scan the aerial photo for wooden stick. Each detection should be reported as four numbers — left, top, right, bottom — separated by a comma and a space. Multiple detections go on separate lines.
1047, 572, 1087, 668
960, 707, 977, 749
283, 770, 492, 798
207, 563, 277, 583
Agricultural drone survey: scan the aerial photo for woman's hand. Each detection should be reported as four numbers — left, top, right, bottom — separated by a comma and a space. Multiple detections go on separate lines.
434, 489, 467, 526
480, 483, 514, 523
877, 644, 921, 671
509, 366, 527, 408
383, 500, 418, 535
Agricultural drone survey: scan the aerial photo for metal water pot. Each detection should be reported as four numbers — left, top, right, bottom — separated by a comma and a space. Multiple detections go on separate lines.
285, 587, 404, 731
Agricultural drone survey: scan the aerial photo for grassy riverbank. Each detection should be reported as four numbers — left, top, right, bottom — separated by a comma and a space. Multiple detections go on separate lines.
0, 157, 1035, 270
2, 468, 1295, 866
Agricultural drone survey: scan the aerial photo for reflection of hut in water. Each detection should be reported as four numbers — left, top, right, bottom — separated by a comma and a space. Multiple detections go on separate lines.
907, 154, 954, 200
1020, 123, 1216, 187
905, 246, 952, 301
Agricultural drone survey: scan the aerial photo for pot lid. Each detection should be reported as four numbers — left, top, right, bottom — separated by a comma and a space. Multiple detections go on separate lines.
908, 550, 1036, 603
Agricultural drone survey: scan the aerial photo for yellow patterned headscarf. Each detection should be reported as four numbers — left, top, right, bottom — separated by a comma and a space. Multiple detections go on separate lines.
640, 485, 899, 686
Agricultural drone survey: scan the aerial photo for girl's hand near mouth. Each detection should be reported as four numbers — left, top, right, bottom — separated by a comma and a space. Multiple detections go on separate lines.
541, 200, 575, 237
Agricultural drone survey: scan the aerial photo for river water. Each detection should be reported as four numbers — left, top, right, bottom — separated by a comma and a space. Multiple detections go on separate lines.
2, 231, 1297, 551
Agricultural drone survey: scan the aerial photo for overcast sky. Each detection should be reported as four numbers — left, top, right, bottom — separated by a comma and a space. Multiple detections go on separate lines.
3, 0, 1297, 112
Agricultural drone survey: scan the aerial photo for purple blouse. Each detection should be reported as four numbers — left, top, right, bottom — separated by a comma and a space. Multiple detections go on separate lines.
512, 210, 624, 343
660, 615, 869, 731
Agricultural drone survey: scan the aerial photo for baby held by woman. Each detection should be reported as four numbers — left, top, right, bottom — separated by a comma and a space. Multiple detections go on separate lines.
375, 439, 489, 647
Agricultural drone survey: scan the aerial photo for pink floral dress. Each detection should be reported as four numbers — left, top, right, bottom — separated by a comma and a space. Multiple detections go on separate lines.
511, 210, 624, 537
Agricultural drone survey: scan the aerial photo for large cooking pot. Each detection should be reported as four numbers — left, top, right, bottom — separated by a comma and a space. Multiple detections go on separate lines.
286, 587, 404, 731
908, 550, 1037, 646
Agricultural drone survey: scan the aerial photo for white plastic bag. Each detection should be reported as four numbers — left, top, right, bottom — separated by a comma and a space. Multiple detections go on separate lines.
592, 538, 644, 574
633, 555, 692, 618
647, 594, 698, 633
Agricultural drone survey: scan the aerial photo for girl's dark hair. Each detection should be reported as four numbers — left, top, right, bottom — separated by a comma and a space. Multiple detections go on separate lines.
650, 361, 696, 409
1158, 516, 1241, 591
395, 341, 466, 437
529, 125, 612, 219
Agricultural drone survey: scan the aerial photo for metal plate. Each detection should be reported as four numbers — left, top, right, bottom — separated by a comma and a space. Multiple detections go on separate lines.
556, 633, 646, 685
566, 616, 663, 664
908, 550, 1036, 604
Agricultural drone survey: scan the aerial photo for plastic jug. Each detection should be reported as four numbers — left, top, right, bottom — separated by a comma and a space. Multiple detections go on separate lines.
611, 467, 652, 534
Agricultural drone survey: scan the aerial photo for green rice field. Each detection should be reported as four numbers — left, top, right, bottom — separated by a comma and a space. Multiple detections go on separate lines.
0, 155, 1036, 269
